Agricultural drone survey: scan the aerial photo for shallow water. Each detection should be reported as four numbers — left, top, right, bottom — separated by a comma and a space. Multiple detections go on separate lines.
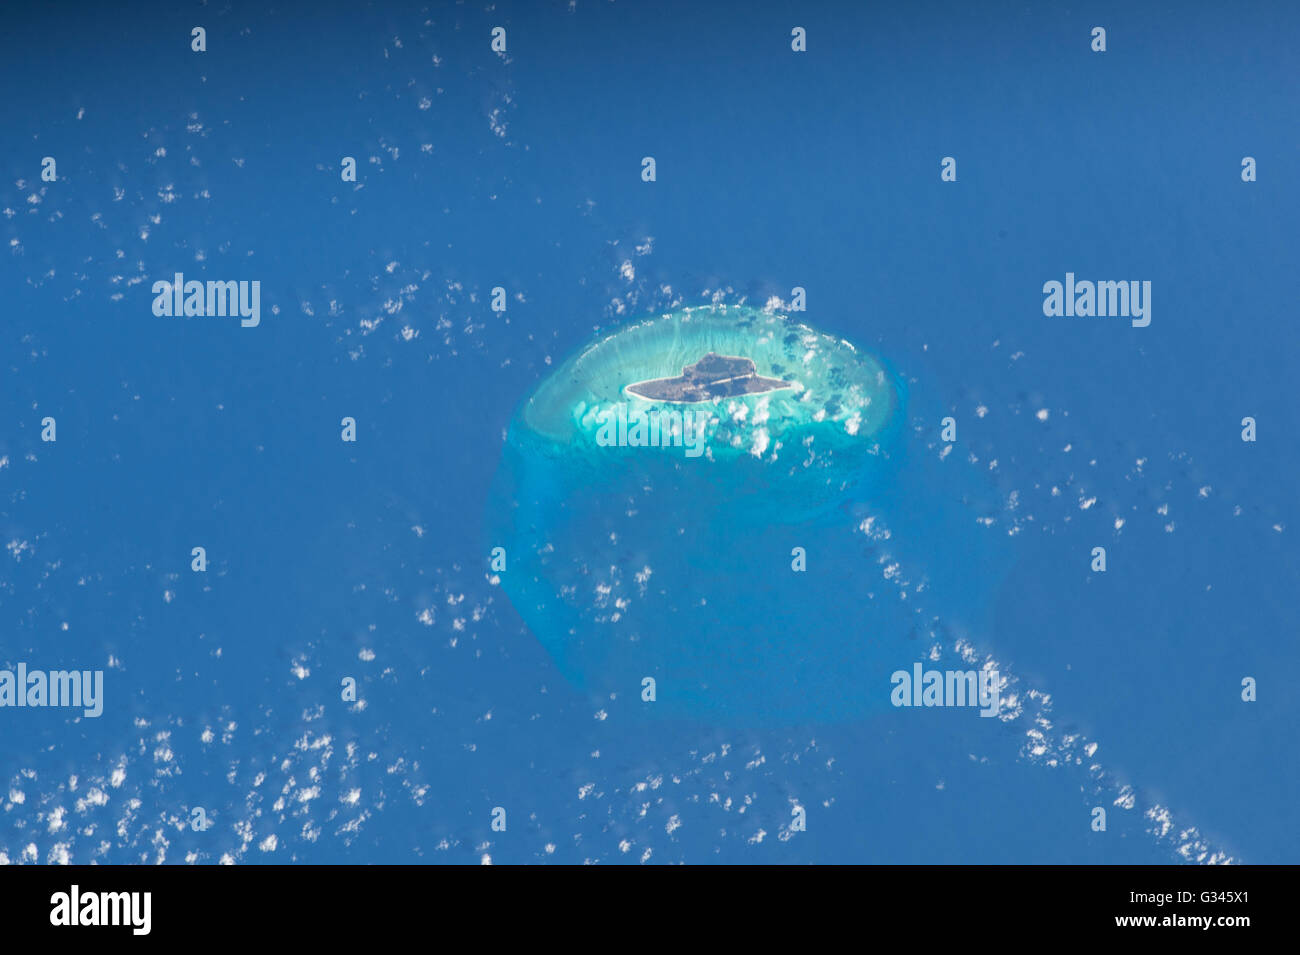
489, 306, 1014, 724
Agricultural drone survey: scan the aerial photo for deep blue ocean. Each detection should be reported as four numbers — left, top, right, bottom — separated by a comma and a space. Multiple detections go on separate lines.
1, 0, 1297, 864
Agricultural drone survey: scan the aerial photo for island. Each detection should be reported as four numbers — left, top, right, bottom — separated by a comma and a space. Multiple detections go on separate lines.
626, 352, 794, 403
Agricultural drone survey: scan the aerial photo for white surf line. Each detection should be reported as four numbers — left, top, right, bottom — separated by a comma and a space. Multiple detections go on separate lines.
855, 507, 1236, 864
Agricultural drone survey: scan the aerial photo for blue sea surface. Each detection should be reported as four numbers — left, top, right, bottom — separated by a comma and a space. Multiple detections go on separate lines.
1, 0, 1297, 864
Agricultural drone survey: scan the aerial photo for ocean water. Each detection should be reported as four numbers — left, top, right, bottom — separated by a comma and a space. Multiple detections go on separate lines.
1, 0, 1297, 864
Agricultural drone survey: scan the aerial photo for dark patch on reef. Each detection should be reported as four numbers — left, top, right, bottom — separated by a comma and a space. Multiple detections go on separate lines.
626, 353, 793, 403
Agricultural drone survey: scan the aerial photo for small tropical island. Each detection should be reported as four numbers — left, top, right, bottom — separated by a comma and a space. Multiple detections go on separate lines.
626, 352, 794, 403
